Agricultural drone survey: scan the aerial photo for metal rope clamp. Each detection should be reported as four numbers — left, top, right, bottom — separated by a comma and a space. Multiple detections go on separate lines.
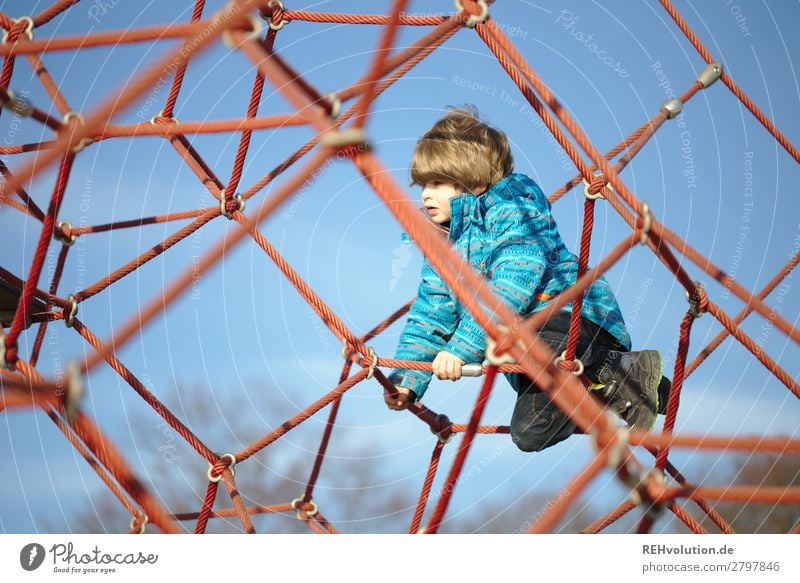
62, 112, 93, 153
149, 110, 180, 126
583, 174, 607, 200
589, 413, 629, 471
341, 342, 353, 361
685, 281, 705, 319
554, 350, 585, 376
661, 97, 683, 120
486, 326, 517, 365
65, 361, 84, 423
220, 193, 245, 219
129, 514, 148, 534
324, 93, 341, 120
63, 294, 78, 328
364, 347, 378, 379
432, 413, 454, 444
697, 62, 723, 89
454, 0, 488, 28
222, 11, 264, 49
2, 16, 34, 44
207, 453, 237, 483
628, 467, 666, 511
291, 497, 319, 520
263, 0, 289, 32
321, 128, 371, 152
54, 220, 77, 247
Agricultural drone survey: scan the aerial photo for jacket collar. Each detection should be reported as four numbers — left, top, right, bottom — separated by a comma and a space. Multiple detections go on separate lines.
447, 173, 516, 240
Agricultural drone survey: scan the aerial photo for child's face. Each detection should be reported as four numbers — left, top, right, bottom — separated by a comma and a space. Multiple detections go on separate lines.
421, 181, 462, 224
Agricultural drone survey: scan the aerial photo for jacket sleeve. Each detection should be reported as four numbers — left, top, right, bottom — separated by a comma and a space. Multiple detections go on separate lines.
443, 205, 551, 363
387, 258, 459, 401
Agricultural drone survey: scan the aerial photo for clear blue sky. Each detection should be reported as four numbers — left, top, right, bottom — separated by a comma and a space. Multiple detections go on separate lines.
1, 0, 798, 533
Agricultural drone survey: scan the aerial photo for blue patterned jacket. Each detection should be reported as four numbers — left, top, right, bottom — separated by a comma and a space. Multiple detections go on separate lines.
388, 173, 631, 401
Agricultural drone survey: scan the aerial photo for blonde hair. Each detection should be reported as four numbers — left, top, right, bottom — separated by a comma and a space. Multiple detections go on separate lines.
410, 105, 513, 191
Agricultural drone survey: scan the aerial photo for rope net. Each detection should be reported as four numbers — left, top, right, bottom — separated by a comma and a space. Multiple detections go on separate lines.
0, 0, 798, 534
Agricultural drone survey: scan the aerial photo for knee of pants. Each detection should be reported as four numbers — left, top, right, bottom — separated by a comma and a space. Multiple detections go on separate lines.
510, 430, 550, 452
510, 413, 576, 453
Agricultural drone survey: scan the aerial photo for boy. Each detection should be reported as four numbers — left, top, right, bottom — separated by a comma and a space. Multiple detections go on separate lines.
387, 107, 668, 452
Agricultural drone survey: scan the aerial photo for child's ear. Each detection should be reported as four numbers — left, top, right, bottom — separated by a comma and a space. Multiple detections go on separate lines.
471, 185, 488, 195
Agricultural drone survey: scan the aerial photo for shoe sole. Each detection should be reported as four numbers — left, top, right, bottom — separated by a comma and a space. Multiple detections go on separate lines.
623, 350, 661, 430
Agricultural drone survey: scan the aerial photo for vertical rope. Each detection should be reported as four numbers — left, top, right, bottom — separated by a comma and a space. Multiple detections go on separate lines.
655, 310, 697, 471
563, 196, 597, 367
409, 440, 445, 533
425, 365, 499, 534
4, 153, 75, 367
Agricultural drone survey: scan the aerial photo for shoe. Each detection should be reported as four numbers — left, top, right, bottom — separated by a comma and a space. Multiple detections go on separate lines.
657, 375, 672, 415
594, 350, 662, 430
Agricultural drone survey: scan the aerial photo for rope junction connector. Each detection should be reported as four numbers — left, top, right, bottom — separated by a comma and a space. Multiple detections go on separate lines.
583, 174, 607, 200
149, 110, 180, 126
63, 294, 78, 328
65, 360, 84, 423
554, 350, 585, 376
627, 467, 667, 511
486, 326, 517, 365
638, 202, 651, 245
222, 12, 264, 49
129, 514, 148, 534
592, 415, 629, 469
291, 496, 319, 520
685, 281, 706, 319
1, 16, 34, 44
62, 112, 93, 153
365, 346, 378, 379
324, 93, 341, 119
263, 0, 289, 32
0, 89, 34, 117
220, 193, 245, 219
207, 453, 237, 483
660, 97, 683, 120
454, 0, 489, 28
697, 62, 723, 89
432, 413, 454, 444
321, 128, 371, 152
54, 220, 77, 247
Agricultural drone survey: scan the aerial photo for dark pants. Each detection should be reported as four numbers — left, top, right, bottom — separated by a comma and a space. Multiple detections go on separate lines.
508, 312, 625, 452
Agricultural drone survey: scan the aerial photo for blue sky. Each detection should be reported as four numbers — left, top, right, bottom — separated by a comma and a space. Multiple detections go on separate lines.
1, 0, 798, 533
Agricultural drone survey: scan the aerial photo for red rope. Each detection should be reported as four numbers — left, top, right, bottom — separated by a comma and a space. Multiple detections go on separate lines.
4, 153, 74, 367
279, 10, 446, 26
410, 440, 445, 534
29, 244, 69, 365
659, 0, 800, 163
162, 0, 206, 119
655, 309, 701, 471
686, 251, 800, 379
195, 481, 220, 534
528, 453, 608, 533
2, 0, 798, 535
582, 500, 637, 533
32, 0, 80, 27
425, 365, 499, 534
562, 196, 597, 368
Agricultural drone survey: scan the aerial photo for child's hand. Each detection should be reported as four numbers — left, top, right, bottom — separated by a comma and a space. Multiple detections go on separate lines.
385, 385, 415, 411
433, 350, 466, 381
